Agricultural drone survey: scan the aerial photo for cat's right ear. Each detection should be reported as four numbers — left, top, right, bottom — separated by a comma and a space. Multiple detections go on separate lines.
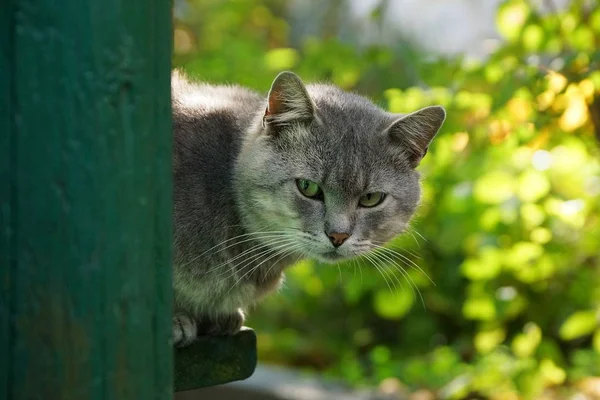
264, 71, 315, 127
385, 105, 446, 167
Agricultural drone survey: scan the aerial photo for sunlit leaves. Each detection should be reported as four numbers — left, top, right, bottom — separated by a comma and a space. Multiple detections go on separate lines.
520, 203, 546, 228
475, 328, 506, 354
370, 345, 391, 365
474, 171, 515, 204
589, 71, 600, 92
332, 69, 361, 89
506, 97, 533, 122
522, 24, 545, 51
548, 141, 596, 199
463, 295, 496, 321
451, 132, 470, 153
460, 247, 502, 281
373, 289, 414, 320
529, 227, 552, 244
517, 170, 550, 202
559, 84, 590, 132
568, 25, 596, 52
265, 48, 299, 70
539, 359, 566, 386
181, 0, 600, 395
496, 0, 530, 41
299, 38, 367, 89
547, 71, 568, 94
504, 242, 543, 269
537, 90, 555, 111
385, 88, 426, 113
288, 260, 325, 296
579, 79, 596, 103
456, 91, 493, 111
559, 311, 598, 341
487, 119, 512, 144
484, 63, 504, 83
512, 323, 542, 358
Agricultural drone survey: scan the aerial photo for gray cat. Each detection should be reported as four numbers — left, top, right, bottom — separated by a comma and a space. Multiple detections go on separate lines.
171, 71, 445, 347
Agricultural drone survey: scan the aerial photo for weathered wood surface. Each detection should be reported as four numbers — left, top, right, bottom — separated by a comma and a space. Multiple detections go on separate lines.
174, 328, 258, 392
1, 0, 173, 398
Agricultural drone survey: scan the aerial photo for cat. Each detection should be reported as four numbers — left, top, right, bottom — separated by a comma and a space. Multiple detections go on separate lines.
171, 70, 445, 347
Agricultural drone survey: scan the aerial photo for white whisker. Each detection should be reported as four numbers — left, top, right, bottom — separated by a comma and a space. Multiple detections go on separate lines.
178, 230, 296, 269
370, 242, 434, 286
362, 252, 395, 294
369, 251, 406, 294
215, 237, 298, 282
226, 242, 306, 293
372, 248, 425, 309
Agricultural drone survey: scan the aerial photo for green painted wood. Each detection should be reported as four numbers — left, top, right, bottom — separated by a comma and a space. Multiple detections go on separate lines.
174, 328, 258, 392
1, 0, 173, 398
1, 1, 13, 396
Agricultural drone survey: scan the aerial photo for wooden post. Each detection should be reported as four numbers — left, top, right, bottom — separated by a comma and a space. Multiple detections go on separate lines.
1, 0, 173, 398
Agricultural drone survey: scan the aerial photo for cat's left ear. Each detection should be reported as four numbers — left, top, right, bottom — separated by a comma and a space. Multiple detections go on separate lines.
264, 71, 315, 126
385, 106, 446, 167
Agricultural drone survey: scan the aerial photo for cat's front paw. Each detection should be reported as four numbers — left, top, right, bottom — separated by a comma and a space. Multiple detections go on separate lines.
173, 313, 197, 347
198, 309, 245, 336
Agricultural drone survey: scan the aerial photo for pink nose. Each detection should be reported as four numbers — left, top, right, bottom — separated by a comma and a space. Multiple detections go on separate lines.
328, 232, 350, 247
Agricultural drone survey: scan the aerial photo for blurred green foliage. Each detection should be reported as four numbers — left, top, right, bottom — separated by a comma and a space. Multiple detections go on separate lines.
174, 0, 600, 398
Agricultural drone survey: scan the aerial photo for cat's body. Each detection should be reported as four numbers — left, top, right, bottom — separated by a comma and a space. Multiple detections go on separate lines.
172, 76, 288, 340
172, 71, 445, 346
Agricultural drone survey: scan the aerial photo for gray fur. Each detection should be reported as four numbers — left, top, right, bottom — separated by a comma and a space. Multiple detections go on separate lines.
172, 71, 445, 345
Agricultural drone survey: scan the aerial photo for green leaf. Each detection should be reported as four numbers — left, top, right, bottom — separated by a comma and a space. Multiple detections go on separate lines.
463, 295, 496, 321
539, 358, 566, 385
522, 24, 545, 51
512, 323, 542, 358
475, 328, 506, 354
559, 311, 598, 341
473, 171, 516, 205
496, 0, 530, 41
373, 289, 414, 320
460, 247, 502, 281
369, 345, 391, 364
264, 48, 299, 71
517, 170, 550, 202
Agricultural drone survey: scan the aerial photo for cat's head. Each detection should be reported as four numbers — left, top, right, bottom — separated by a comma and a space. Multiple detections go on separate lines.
234, 71, 445, 263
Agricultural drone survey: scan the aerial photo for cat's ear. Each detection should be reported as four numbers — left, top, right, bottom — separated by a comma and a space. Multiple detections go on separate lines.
385, 106, 446, 167
264, 71, 315, 126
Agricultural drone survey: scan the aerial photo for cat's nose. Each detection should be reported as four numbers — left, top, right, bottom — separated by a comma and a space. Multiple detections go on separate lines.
327, 232, 350, 247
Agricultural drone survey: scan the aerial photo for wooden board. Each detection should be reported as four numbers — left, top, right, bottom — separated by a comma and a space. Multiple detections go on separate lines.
174, 328, 258, 392
1, 0, 173, 398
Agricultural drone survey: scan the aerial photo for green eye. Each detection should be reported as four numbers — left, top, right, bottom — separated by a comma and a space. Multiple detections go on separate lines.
359, 192, 385, 207
296, 179, 322, 198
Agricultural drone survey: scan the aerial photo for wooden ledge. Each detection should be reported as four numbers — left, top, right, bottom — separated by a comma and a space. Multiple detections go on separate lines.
174, 327, 257, 392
